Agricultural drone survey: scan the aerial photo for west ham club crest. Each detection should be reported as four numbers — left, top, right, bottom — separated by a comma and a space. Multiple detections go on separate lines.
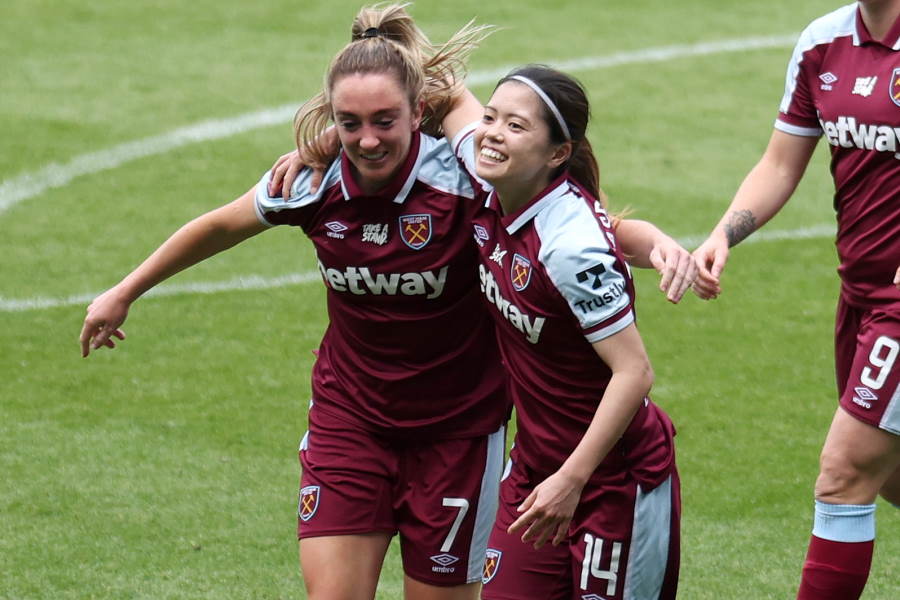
890, 68, 900, 107
298, 485, 320, 522
399, 214, 432, 250
482, 548, 502, 584
511, 254, 533, 292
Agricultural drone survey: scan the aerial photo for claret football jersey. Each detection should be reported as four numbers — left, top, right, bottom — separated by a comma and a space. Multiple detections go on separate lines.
777, 2, 900, 308
453, 125, 675, 486
254, 131, 507, 440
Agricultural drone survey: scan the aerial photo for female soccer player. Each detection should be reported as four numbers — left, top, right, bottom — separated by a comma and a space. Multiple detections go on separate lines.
443, 65, 681, 600
692, 1, 900, 598
83, 5, 691, 599
83, 7, 506, 600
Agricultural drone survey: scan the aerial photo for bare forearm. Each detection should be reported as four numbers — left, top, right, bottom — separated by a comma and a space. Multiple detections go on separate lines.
116, 191, 265, 302
712, 130, 817, 248
557, 368, 651, 485
615, 219, 665, 268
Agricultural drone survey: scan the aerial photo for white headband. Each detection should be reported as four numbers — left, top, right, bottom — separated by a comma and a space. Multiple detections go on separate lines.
508, 75, 571, 141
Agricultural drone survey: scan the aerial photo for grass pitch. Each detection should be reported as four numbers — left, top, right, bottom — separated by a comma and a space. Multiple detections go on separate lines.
1, 1, 898, 598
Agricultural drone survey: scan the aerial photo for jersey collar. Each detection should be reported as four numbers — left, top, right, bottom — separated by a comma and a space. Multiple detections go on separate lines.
495, 172, 573, 235
339, 131, 424, 203
854, 5, 900, 50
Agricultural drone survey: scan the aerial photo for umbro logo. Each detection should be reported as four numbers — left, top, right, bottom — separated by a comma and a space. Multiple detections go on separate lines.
324, 221, 347, 239
430, 554, 459, 567
473, 224, 490, 247
819, 71, 838, 91
854, 387, 877, 401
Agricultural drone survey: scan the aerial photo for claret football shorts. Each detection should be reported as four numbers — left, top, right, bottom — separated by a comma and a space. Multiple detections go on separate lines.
835, 300, 900, 435
297, 405, 505, 586
481, 457, 680, 600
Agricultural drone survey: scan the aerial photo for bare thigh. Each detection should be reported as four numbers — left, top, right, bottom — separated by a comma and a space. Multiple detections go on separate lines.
815, 407, 900, 504
880, 464, 900, 505
300, 533, 392, 600
403, 577, 481, 600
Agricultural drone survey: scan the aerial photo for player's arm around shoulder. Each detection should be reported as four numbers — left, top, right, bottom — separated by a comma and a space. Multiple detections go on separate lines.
80, 188, 266, 357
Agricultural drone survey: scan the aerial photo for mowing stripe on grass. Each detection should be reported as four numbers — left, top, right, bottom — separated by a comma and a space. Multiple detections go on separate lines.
0, 35, 797, 217
0, 224, 834, 313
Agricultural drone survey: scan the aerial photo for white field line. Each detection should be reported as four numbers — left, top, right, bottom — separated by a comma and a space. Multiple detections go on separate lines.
0, 34, 796, 216
0, 224, 834, 312
1, 34, 809, 313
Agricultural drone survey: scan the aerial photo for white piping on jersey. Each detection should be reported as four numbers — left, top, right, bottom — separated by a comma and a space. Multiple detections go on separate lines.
503, 181, 573, 234
774, 120, 822, 138
254, 159, 342, 226
257, 132, 473, 221
337, 132, 473, 204
779, 4, 857, 119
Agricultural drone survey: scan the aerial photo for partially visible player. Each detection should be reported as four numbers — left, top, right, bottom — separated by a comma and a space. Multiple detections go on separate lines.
443, 65, 681, 599
692, 2, 900, 598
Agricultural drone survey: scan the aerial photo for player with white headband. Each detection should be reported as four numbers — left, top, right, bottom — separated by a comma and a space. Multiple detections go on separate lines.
442, 64, 682, 599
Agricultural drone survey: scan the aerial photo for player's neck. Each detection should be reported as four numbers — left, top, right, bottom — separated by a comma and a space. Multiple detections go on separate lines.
493, 177, 552, 216
859, 0, 900, 41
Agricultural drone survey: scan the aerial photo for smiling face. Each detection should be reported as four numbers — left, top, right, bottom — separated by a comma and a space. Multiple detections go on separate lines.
474, 81, 570, 207
331, 72, 423, 194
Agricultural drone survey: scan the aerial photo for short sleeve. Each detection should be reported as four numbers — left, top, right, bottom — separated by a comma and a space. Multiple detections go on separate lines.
253, 159, 341, 228
451, 122, 492, 195
535, 200, 634, 343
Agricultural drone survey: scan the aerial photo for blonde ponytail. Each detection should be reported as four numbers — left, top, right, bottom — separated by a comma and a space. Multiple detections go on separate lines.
294, 3, 493, 165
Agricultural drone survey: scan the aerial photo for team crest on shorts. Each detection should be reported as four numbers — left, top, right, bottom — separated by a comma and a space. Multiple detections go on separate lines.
399, 214, 432, 250
511, 254, 533, 292
890, 68, 900, 106
482, 548, 502, 584
298, 485, 320, 522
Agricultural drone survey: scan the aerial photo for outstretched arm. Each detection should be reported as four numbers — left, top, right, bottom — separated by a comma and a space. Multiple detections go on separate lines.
508, 323, 652, 548
692, 129, 818, 299
80, 189, 267, 356
615, 220, 698, 303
